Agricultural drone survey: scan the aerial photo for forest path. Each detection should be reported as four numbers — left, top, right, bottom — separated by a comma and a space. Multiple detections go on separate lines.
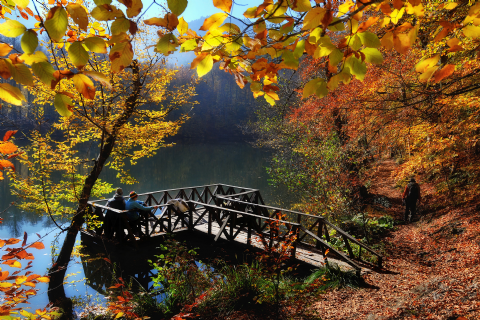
312, 160, 480, 320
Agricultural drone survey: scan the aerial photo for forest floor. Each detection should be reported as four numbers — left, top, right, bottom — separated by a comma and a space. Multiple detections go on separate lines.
313, 160, 480, 320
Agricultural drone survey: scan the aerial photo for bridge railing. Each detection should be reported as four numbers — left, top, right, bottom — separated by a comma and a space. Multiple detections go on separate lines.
215, 195, 383, 269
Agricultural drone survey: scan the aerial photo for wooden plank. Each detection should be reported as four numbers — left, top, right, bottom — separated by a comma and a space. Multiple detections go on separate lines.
214, 215, 230, 242
343, 235, 355, 259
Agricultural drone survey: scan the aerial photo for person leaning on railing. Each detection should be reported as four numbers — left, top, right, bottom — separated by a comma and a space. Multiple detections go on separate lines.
126, 191, 160, 236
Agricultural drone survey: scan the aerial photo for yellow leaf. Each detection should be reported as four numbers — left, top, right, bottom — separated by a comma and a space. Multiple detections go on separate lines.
200, 13, 228, 31
380, 32, 394, 50
16, 276, 27, 284
36, 276, 50, 283
83, 37, 107, 54
444, 2, 458, 10
115, 312, 124, 319
197, 54, 213, 77
72, 74, 96, 99
66, 3, 89, 31
303, 78, 328, 98
91, 4, 124, 21
167, 0, 187, 16
109, 41, 133, 73
344, 56, 366, 81
302, 7, 326, 30
419, 66, 438, 82
244, 7, 258, 19
0, 83, 26, 106
177, 17, 188, 35
393, 33, 411, 54
0, 20, 27, 38
20, 51, 49, 65
67, 41, 89, 69
358, 31, 380, 48
291, 0, 311, 12
415, 54, 440, 73
83, 71, 112, 90
463, 25, 480, 39
54, 93, 74, 117
405, 2, 424, 17
12, 0, 29, 10
213, 0, 233, 12
118, 0, 143, 18
390, 7, 405, 25
20, 30, 38, 54
44, 7, 68, 42
0, 282, 13, 288
0, 44, 13, 56
111, 17, 130, 35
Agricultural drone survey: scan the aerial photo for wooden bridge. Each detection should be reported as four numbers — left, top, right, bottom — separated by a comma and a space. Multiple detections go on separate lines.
85, 183, 383, 276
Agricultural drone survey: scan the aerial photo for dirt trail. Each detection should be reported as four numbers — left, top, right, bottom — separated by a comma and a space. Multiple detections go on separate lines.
313, 160, 480, 320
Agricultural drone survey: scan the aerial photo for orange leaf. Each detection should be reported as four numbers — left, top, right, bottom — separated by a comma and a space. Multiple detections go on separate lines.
26, 274, 40, 282
36, 276, 50, 283
2, 130, 17, 142
0, 44, 13, 57
23, 281, 36, 287
29, 242, 45, 250
0, 271, 9, 281
5, 238, 20, 245
213, 0, 232, 12
2, 260, 21, 268
433, 64, 455, 82
0, 142, 18, 155
0, 160, 15, 172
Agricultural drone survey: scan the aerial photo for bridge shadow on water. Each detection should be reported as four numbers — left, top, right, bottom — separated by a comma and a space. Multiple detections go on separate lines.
80, 229, 324, 296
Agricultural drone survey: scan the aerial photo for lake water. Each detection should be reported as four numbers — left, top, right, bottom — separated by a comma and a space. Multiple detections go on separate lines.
0, 141, 293, 315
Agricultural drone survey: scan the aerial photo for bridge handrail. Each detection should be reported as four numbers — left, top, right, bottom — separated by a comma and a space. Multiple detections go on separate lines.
214, 195, 383, 261
89, 203, 171, 214
88, 183, 259, 204
188, 200, 302, 226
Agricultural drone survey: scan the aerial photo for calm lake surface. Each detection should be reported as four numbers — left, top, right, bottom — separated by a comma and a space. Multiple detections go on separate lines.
0, 141, 293, 314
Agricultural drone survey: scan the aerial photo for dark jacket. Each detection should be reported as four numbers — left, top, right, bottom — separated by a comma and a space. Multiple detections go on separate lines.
106, 195, 126, 211
402, 182, 421, 201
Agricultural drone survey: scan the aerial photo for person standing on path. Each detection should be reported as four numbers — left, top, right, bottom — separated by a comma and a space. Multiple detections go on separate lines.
402, 178, 421, 222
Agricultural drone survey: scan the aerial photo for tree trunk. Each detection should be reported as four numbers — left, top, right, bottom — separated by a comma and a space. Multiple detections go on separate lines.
47, 61, 142, 318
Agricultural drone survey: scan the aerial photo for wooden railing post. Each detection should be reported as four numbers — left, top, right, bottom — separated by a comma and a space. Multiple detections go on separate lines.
208, 208, 212, 236
291, 225, 299, 260
316, 220, 323, 250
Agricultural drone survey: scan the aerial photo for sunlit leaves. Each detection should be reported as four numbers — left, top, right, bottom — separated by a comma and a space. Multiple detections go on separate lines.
66, 3, 89, 31
44, 7, 68, 42
167, 0, 187, 16
82, 71, 112, 90
67, 41, 89, 69
54, 93, 74, 117
433, 64, 455, 82
213, 0, 232, 12
0, 44, 13, 57
463, 25, 480, 38
303, 78, 328, 99
20, 30, 38, 54
112, 17, 131, 35
177, 17, 188, 35
156, 33, 178, 55
83, 37, 107, 54
415, 55, 440, 73
11, 0, 29, 10
32, 62, 56, 87
91, 4, 124, 21
144, 13, 178, 30
20, 51, 48, 65
302, 8, 326, 30
344, 56, 366, 81
72, 74, 96, 99
109, 41, 133, 73
0, 20, 26, 38
358, 32, 380, 48
361, 48, 383, 64
9, 62, 34, 86
196, 54, 213, 77
0, 83, 26, 106
118, 0, 143, 18
200, 12, 228, 31
291, 0, 311, 12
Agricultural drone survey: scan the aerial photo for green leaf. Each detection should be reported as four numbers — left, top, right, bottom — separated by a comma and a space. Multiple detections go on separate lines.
54, 93, 74, 117
282, 50, 299, 69
44, 7, 68, 42
20, 51, 48, 65
361, 48, 383, 64
344, 56, 366, 81
197, 54, 213, 77
328, 18, 345, 31
111, 17, 130, 35
83, 37, 107, 54
21, 30, 38, 54
358, 31, 381, 48
167, 0, 187, 16
91, 5, 124, 21
155, 33, 178, 55
9, 63, 34, 86
180, 39, 197, 52
32, 61, 56, 87
347, 34, 362, 51
329, 49, 343, 67
293, 40, 305, 58
303, 78, 328, 99
67, 41, 89, 69
0, 20, 27, 38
